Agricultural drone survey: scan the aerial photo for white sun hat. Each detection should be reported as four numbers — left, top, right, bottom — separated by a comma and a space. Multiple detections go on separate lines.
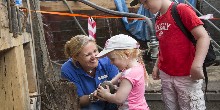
96, 34, 140, 57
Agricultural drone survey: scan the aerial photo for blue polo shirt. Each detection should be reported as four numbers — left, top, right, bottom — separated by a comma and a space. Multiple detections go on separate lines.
61, 57, 119, 110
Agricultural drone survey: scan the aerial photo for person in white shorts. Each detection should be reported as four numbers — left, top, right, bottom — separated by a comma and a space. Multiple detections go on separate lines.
130, 0, 210, 109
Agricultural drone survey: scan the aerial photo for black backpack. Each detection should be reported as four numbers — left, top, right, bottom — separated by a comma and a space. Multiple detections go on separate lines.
171, 3, 216, 94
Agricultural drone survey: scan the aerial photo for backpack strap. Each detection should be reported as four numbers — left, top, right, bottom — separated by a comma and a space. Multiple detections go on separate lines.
203, 64, 208, 99
171, 3, 196, 45
171, 3, 208, 95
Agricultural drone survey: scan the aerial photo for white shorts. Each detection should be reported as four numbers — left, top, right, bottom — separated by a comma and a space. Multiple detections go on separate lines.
159, 70, 206, 110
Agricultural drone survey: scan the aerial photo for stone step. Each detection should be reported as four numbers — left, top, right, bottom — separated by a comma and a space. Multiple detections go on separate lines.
216, 56, 220, 60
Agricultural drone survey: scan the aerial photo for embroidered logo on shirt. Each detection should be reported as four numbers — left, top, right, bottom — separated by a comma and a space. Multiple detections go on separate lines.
98, 75, 108, 80
159, 31, 163, 37
156, 23, 171, 37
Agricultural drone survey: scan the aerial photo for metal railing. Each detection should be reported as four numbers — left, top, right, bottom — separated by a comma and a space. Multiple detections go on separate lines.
175, 0, 220, 59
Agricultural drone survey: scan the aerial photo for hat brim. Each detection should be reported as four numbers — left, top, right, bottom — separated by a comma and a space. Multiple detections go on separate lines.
130, 0, 139, 6
96, 49, 114, 58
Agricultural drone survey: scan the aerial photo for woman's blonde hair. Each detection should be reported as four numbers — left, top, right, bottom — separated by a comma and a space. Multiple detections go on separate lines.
64, 35, 96, 63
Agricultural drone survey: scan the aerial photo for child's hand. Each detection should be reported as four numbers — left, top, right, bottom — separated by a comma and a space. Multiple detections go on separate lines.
100, 81, 116, 94
114, 85, 119, 91
152, 66, 160, 80
97, 85, 111, 101
190, 65, 204, 80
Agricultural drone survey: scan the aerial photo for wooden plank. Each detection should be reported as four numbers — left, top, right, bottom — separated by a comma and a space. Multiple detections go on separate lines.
0, 46, 30, 110
0, 31, 32, 51
0, 21, 1, 39
13, 45, 31, 110
0, 20, 1, 39
23, 42, 37, 93
40, 0, 140, 11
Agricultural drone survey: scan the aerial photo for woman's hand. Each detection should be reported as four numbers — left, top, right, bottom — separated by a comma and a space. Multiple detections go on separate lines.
89, 90, 99, 102
190, 64, 204, 80
92, 90, 99, 101
152, 66, 160, 80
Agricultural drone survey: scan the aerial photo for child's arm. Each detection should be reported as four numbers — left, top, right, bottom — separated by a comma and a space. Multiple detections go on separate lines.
97, 79, 132, 104
190, 25, 210, 80
110, 72, 122, 85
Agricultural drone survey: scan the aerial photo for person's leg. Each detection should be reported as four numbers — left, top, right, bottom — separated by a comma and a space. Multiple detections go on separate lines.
173, 76, 206, 110
159, 70, 179, 110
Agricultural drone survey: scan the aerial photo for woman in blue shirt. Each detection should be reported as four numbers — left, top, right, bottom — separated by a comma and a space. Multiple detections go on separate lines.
61, 35, 119, 110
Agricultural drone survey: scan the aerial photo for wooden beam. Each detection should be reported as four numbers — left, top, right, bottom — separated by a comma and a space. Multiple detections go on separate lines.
0, 1, 32, 51
40, 0, 140, 11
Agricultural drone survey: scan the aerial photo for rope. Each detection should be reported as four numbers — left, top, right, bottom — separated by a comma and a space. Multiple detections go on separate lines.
20, 8, 220, 20
62, 0, 87, 35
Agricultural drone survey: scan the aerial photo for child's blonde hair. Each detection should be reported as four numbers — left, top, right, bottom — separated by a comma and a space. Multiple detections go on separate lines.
110, 49, 149, 85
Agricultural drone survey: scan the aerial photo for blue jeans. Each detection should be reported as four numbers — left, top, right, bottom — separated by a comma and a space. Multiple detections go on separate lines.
81, 101, 118, 110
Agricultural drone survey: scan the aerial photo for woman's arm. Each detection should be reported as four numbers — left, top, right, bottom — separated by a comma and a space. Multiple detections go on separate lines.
79, 90, 99, 107
79, 95, 90, 107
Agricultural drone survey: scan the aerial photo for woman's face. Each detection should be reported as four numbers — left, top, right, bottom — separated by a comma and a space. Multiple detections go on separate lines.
76, 42, 99, 70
